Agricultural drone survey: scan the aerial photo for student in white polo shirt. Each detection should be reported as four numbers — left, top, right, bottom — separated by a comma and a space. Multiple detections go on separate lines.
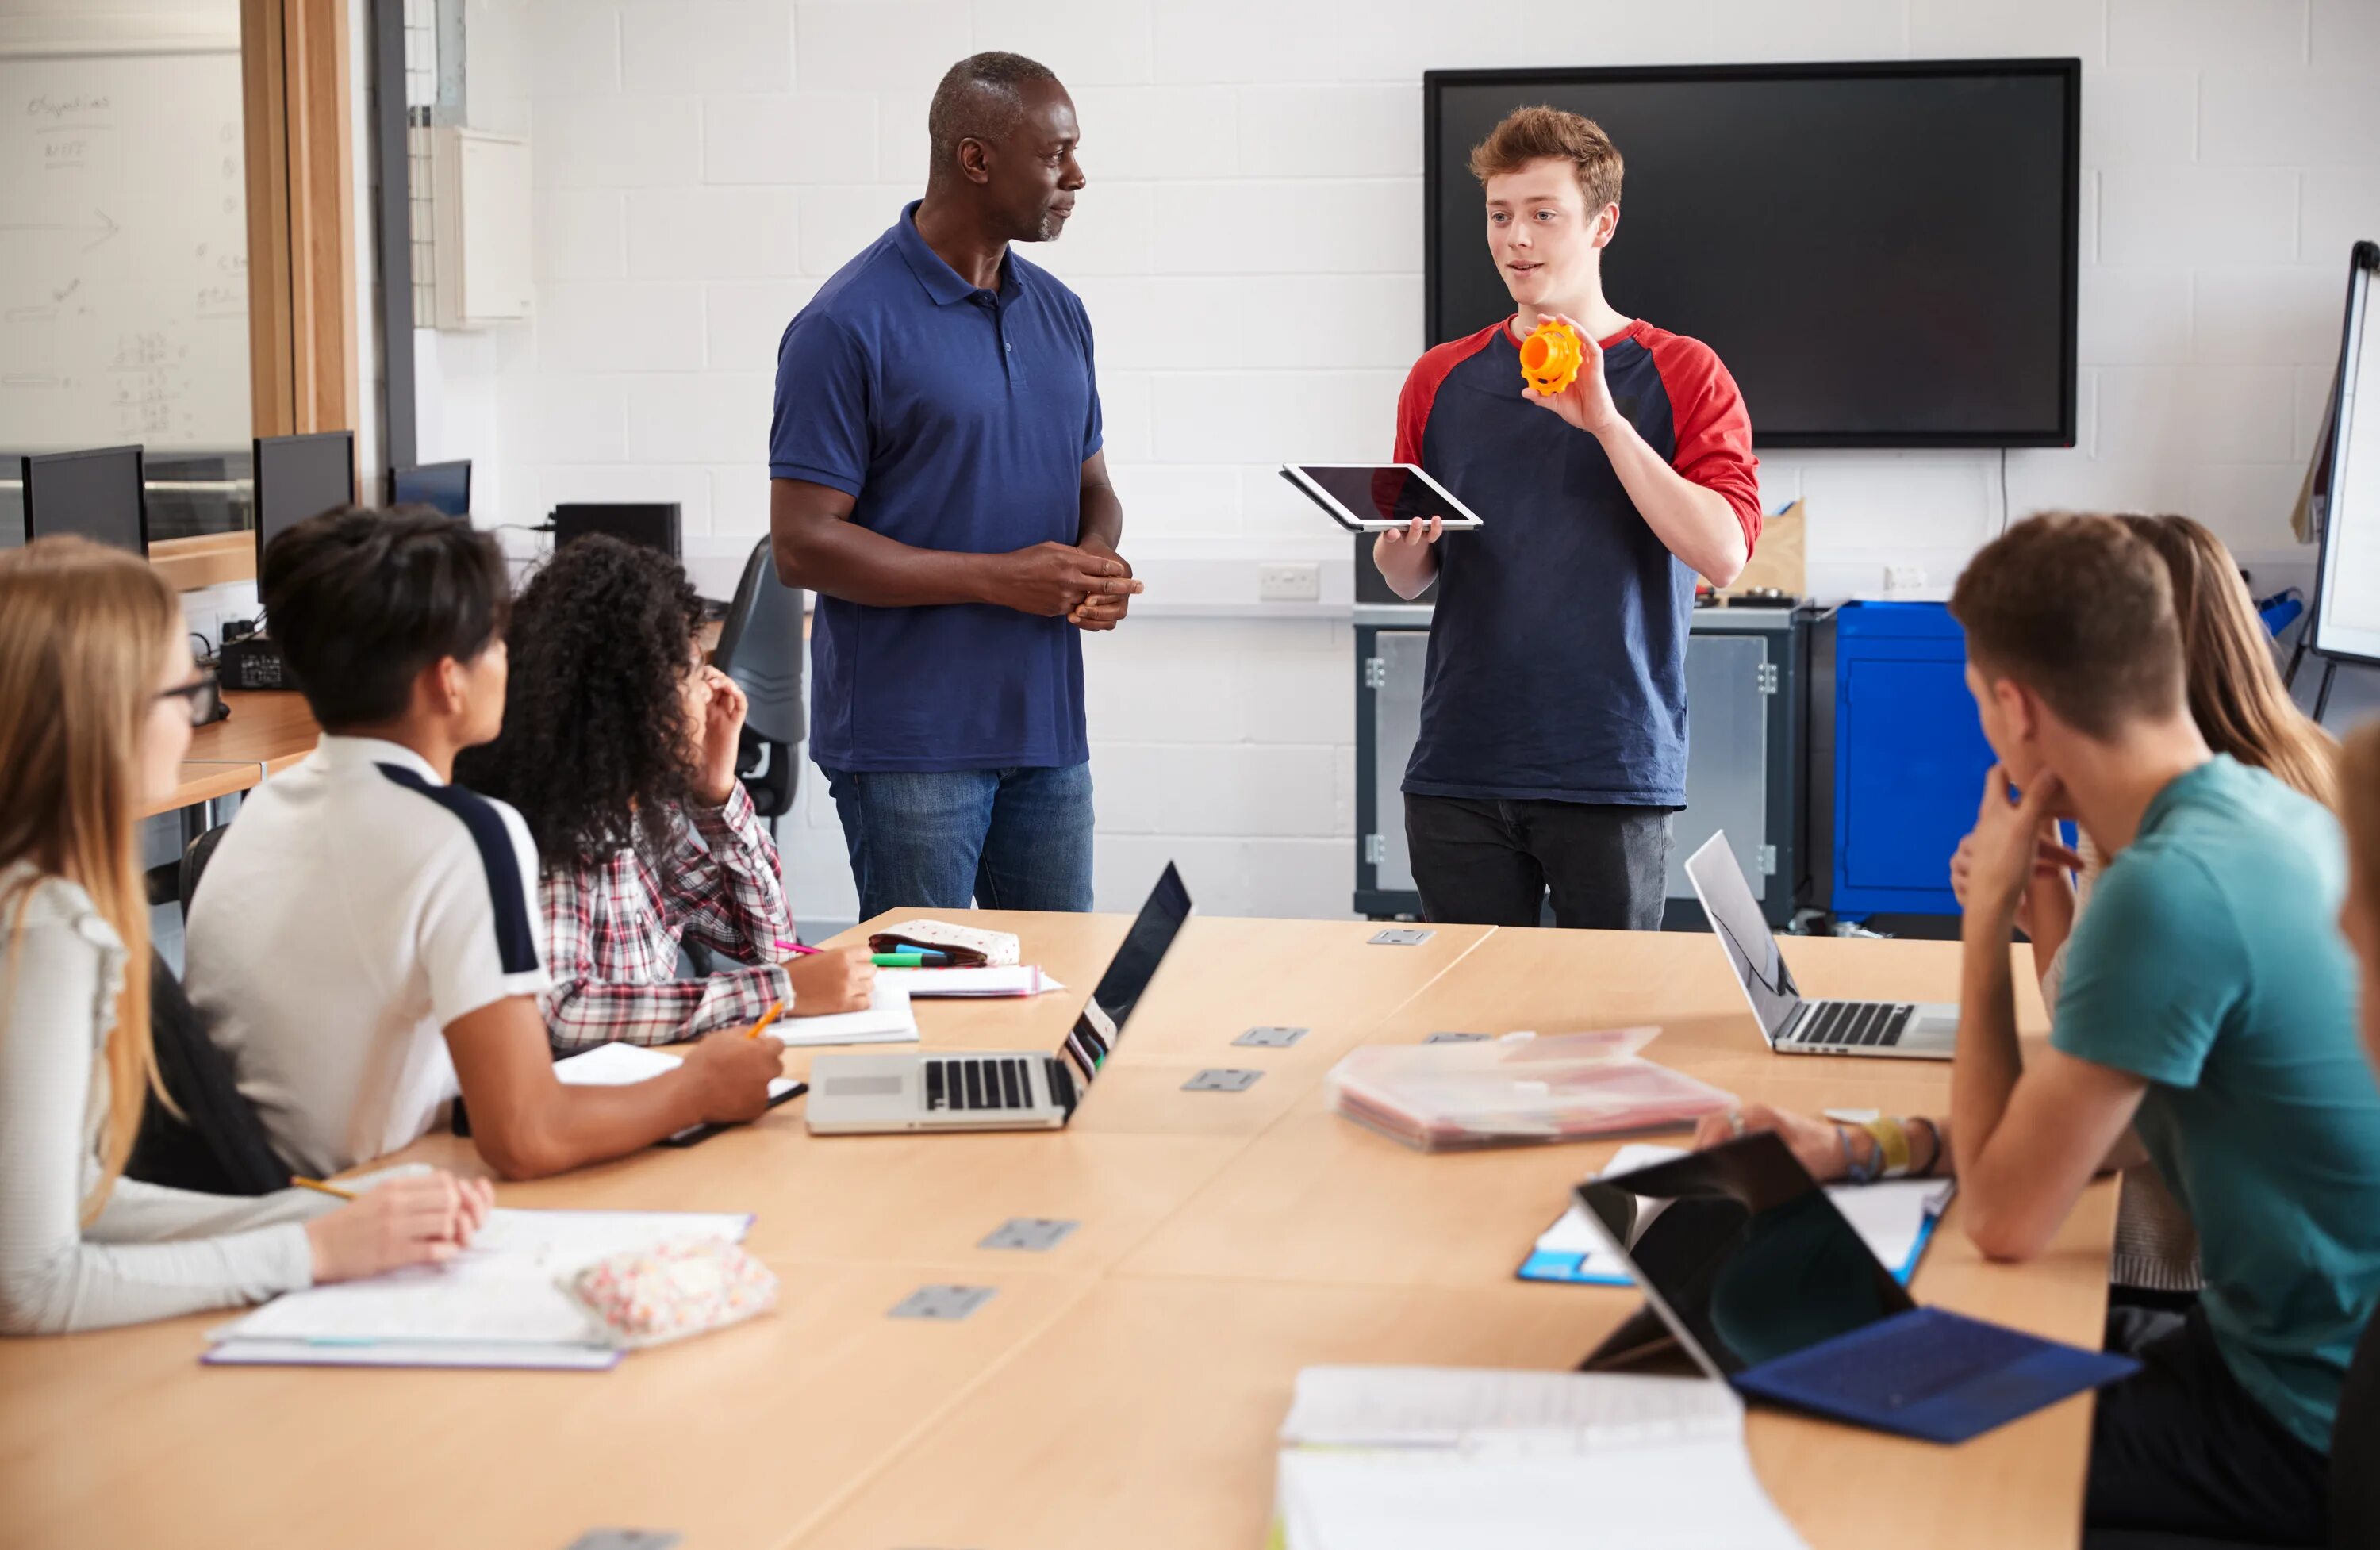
186, 508, 786, 1180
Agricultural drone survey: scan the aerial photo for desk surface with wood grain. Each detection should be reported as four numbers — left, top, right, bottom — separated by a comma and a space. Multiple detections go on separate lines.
0, 915, 2106, 1550
148, 691, 322, 818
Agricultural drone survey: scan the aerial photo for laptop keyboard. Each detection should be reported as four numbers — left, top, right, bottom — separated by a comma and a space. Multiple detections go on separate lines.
1797, 1000, 1914, 1049
924, 1057, 1042, 1113
1760, 1315, 2043, 1412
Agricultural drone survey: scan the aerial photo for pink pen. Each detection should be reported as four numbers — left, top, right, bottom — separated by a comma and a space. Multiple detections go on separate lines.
776, 938, 820, 957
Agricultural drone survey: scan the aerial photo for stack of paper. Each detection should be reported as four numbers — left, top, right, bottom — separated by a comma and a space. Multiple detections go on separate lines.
876, 965, 1062, 999
1520, 1142, 1956, 1287
1273, 1366, 1806, 1549
205, 1208, 754, 1370
557, 1040, 802, 1097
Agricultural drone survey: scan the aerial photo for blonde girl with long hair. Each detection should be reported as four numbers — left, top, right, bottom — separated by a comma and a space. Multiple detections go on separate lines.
0, 536, 489, 1335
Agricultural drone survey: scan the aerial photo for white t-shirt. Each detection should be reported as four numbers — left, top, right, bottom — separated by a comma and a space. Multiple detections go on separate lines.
186, 735, 550, 1176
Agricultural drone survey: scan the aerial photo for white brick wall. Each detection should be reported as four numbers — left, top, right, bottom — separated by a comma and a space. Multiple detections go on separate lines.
422, 0, 2380, 923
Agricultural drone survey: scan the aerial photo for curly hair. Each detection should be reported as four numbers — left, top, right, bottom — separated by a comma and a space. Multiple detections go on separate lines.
455, 535, 705, 875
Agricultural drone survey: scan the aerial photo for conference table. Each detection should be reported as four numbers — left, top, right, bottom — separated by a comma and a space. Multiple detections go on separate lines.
0, 912, 2110, 1550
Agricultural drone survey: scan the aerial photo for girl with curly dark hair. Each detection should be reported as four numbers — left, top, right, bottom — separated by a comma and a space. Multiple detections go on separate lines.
456, 536, 871, 1050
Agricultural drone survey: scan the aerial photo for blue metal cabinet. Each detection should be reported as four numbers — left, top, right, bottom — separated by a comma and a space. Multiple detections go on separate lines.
1828, 602, 1995, 918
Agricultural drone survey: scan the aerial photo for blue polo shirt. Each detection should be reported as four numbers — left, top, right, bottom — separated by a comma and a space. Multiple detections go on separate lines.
769, 201, 1101, 773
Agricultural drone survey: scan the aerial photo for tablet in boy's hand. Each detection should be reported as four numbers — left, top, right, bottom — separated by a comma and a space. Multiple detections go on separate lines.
1279, 463, 1486, 533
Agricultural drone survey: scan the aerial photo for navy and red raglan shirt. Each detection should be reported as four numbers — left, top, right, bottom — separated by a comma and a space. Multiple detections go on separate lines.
1394, 317, 1761, 808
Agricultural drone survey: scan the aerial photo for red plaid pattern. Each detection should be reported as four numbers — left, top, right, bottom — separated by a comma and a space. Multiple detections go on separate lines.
539, 781, 797, 1052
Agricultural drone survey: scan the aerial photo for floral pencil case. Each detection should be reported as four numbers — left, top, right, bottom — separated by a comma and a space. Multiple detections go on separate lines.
868, 919, 1020, 968
562, 1237, 778, 1350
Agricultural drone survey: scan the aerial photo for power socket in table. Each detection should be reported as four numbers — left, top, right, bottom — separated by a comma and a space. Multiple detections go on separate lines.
889, 1284, 996, 1321
979, 1218, 1077, 1253
1184, 1068, 1263, 1092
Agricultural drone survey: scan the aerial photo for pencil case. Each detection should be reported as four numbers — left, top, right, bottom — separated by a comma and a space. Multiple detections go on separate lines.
562, 1237, 779, 1349
868, 919, 1019, 968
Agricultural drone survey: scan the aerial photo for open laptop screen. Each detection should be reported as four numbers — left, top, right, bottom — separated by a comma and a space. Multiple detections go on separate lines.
1061, 862, 1192, 1084
1580, 1134, 1916, 1377
1684, 832, 1802, 1043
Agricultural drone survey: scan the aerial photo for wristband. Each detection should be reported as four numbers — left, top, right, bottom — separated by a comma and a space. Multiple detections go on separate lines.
1862, 1116, 1914, 1180
1837, 1122, 1882, 1184
1910, 1116, 1944, 1178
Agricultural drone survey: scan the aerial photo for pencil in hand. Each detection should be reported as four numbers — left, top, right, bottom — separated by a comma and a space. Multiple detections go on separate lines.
746, 999, 787, 1041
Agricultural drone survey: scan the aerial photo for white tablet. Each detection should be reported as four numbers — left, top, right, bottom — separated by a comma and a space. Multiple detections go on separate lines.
1278, 463, 1486, 533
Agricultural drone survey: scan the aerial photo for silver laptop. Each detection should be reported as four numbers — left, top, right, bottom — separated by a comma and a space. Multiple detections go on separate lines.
806, 864, 1193, 1134
1683, 831, 1958, 1059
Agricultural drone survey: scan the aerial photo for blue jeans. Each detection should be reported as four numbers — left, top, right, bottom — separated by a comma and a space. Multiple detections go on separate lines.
821, 762, 1095, 919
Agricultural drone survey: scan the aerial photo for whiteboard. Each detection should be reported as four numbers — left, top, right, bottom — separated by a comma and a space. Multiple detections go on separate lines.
2313, 245, 2380, 662
0, 48, 251, 453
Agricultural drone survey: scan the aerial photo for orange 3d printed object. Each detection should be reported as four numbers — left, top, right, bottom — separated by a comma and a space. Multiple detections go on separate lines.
1518, 318, 1583, 396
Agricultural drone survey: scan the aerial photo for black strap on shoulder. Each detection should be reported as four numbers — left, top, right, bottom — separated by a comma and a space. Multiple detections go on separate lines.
374, 763, 539, 976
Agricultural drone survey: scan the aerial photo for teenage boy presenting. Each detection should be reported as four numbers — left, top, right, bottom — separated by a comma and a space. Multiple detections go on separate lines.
187, 509, 786, 1180
1706, 516, 2380, 1544
1375, 107, 1761, 929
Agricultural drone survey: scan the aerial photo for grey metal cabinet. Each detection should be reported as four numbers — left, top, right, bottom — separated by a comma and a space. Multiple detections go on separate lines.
1354, 604, 1809, 927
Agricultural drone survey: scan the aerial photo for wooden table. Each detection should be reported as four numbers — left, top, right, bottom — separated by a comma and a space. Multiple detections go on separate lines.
150, 531, 255, 593
0, 915, 2114, 1550
148, 692, 322, 819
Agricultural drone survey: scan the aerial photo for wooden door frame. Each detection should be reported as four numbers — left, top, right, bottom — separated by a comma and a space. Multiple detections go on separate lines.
240, 0, 356, 441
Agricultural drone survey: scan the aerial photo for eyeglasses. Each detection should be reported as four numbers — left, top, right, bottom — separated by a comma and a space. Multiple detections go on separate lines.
158, 672, 222, 727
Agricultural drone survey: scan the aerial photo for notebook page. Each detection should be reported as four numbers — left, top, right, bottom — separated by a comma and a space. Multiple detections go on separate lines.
1276, 1440, 1807, 1550
215, 1209, 750, 1346
1281, 1366, 1741, 1451
555, 1042, 797, 1099
1534, 1148, 1952, 1276
877, 966, 1063, 998
766, 980, 918, 1046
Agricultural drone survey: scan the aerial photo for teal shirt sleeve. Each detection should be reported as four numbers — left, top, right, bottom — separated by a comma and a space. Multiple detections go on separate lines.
2051, 848, 2248, 1088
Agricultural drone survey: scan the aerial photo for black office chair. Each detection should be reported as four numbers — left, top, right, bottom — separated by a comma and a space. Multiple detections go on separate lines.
712, 539, 807, 823
179, 823, 228, 916
127, 825, 294, 1196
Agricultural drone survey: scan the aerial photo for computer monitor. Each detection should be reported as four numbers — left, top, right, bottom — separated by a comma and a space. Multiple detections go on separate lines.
252, 432, 357, 571
551, 502, 682, 560
22, 446, 148, 552
390, 459, 472, 518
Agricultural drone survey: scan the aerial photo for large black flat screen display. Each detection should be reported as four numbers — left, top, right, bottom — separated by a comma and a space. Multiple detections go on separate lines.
1426, 60, 2079, 447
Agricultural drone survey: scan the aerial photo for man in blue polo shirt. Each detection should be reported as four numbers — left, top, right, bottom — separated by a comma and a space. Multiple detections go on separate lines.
768, 52, 1140, 917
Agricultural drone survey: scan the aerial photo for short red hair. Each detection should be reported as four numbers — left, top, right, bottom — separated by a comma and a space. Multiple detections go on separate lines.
1468, 106, 1623, 211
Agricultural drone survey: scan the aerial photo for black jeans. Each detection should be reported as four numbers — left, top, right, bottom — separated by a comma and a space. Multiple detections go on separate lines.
2086, 1305, 2330, 1546
1403, 795, 1673, 930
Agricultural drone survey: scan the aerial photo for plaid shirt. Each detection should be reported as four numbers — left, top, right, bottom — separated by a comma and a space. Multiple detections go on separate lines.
539, 781, 796, 1053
